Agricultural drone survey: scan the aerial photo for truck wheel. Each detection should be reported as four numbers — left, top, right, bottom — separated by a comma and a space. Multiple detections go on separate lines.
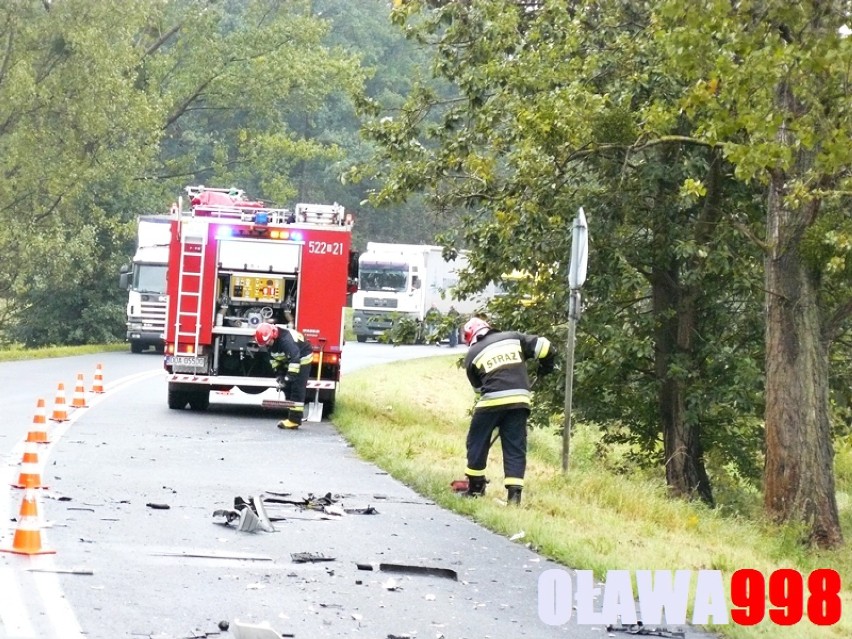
168, 387, 189, 409
356, 335, 367, 343
130, 340, 144, 354
188, 390, 210, 411
320, 391, 336, 419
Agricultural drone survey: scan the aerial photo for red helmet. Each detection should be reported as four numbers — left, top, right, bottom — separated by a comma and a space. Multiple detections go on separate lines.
254, 322, 279, 346
463, 317, 491, 345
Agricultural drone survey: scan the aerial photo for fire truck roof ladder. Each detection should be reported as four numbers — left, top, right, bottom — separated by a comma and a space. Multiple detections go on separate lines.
295, 202, 346, 226
191, 204, 293, 225
173, 220, 207, 365
184, 185, 246, 199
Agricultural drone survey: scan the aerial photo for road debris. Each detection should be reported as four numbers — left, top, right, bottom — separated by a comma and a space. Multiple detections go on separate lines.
323, 503, 346, 517
261, 490, 379, 518
356, 562, 458, 581
262, 491, 337, 510
606, 623, 685, 637
212, 509, 241, 525
291, 552, 335, 563
152, 550, 273, 561
229, 619, 294, 638
146, 502, 170, 510
26, 566, 93, 575
382, 577, 402, 591
212, 495, 275, 532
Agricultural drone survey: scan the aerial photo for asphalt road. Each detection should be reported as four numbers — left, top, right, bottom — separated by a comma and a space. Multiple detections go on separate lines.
0, 344, 721, 639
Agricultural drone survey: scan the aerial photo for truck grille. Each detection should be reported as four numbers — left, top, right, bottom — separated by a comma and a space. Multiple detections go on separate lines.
364, 297, 398, 308
140, 297, 168, 332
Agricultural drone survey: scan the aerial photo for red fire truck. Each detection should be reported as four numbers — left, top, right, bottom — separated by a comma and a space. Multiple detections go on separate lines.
163, 186, 356, 417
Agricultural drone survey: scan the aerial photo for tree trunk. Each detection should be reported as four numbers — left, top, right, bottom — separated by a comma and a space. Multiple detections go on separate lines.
763, 175, 843, 548
653, 265, 714, 505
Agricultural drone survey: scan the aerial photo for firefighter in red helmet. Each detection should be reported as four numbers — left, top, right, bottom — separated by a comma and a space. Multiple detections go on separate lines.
254, 321, 314, 429
460, 316, 555, 505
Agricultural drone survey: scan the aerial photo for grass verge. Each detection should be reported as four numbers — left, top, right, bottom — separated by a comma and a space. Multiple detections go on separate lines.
0, 343, 128, 362
335, 354, 851, 639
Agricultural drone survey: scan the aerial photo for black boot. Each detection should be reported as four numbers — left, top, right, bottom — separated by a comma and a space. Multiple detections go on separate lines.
462, 475, 487, 498
507, 486, 522, 505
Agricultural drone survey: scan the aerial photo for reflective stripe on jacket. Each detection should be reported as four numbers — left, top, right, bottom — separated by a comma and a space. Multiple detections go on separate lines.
270, 327, 314, 373
464, 330, 552, 412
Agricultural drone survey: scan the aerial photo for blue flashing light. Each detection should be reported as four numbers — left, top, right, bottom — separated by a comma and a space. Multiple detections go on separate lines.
215, 226, 234, 239
291, 231, 304, 241
255, 211, 269, 225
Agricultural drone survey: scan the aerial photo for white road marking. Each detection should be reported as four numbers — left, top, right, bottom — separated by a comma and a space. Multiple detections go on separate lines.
32, 570, 86, 639
0, 567, 36, 637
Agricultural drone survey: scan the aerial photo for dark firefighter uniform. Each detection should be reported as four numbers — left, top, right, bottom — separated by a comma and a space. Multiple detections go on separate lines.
463, 329, 554, 503
269, 327, 315, 428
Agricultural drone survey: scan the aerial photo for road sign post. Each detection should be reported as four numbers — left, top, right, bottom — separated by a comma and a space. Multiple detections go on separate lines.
563, 207, 588, 472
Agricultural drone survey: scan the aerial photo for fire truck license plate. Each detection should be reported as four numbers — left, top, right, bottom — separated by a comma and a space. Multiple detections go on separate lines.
168, 356, 206, 368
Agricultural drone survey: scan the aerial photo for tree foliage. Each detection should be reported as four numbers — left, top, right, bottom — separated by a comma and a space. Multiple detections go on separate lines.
0, 0, 162, 345
359, 0, 850, 546
0, 0, 368, 345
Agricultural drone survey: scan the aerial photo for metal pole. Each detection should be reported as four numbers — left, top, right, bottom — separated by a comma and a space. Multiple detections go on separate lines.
564, 206, 588, 473
562, 290, 578, 472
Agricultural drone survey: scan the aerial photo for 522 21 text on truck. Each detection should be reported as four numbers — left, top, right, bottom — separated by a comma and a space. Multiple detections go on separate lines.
163, 186, 358, 417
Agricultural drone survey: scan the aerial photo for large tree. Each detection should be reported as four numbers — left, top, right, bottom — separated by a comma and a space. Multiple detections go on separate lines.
361, 0, 849, 546
655, 0, 850, 547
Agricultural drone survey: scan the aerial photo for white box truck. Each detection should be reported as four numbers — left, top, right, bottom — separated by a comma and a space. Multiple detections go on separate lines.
119, 215, 171, 353
351, 242, 495, 342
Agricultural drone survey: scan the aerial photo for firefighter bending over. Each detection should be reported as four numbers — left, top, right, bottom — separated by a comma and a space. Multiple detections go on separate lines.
254, 321, 314, 429
460, 316, 555, 505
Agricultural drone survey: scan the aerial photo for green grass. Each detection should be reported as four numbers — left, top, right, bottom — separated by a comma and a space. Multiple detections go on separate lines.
343, 306, 355, 342
0, 343, 128, 362
335, 355, 852, 639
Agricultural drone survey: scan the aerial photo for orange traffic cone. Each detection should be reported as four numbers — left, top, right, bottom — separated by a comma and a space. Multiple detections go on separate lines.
91, 363, 105, 394
20, 441, 39, 465
26, 398, 50, 444
18, 489, 41, 519
50, 383, 69, 422
71, 373, 88, 408
12, 444, 48, 489
0, 508, 55, 556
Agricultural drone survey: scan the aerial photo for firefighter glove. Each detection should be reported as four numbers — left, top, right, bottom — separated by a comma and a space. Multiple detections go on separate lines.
277, 376, 293, 396
537, 352, 556, 377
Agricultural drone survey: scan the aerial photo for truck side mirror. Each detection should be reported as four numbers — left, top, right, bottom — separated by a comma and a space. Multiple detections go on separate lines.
119, 265, 130, 290
348, 251, 359, 280
412, 276, 421, 290
347, 251, 360, 294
